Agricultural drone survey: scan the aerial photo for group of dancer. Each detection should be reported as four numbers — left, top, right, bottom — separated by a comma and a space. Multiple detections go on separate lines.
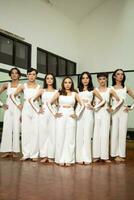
0, 67, 134, 166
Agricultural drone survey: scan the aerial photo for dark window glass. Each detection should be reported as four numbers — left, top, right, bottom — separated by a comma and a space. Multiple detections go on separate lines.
37, 50, 47, 74
67, 61, 76, 75
47, 53, 57, 76
15, 41, 31, 69
57, 58, 66, 76
0, 35, 13, 65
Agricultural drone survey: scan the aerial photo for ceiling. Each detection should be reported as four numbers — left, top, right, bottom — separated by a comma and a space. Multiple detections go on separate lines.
42, 0, 108, 23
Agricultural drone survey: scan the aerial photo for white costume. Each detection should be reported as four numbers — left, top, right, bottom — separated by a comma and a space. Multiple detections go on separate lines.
39, 90, 57, 159
55, 93, 76, 164
76, 90, 93, 163
111, 86, 128, 158
21, 83, 40, 159
0, 83, 21, 153
93, 88, 111, 160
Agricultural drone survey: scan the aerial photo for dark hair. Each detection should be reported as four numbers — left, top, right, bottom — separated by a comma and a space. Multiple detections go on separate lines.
43, 73, 56, 89
97, 72, 108, 79
59, 76, 76, 95
112, 69, 126, 87
8, 67, 21, 78
78, 72, 94, 92
27, 68, 38, 75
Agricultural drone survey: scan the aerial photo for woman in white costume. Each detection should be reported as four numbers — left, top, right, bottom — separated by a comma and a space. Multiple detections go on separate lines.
11, 68, 40, 161
110, 69, 134, 162
29, 73, 57, 163
93, 73, 123, 163
0, 68, 21, 158
48, 77, 84, 167
76, 72, 105, 165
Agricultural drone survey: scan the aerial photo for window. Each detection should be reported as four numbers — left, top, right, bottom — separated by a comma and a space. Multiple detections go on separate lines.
47, 53, 57, 76
57, 57, 66, 76
37, 48, 77, 76
67, 61, 76, 75
37, 49, 47, 74
0, 35, 13, 65
15, 41, 31, 69
0, 33, 31, 69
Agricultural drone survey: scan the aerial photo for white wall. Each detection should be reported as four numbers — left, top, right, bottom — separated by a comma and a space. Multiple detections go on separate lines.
78, 0, 134, 73
0, 0, 78, 75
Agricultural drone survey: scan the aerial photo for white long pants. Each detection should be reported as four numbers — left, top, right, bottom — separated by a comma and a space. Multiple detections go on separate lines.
0, 107, 21, 153
55, 107, 76, 164
111, 106, 128, 158
93, 108, 110, 160
76, 108, 93, 163
39, 107, 56, 158
21, 102, 39, 159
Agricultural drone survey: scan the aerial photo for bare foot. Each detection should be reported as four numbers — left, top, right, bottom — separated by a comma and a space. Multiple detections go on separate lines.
93, 158, 99, 163
40, 158, 48, 163
104, 159, 111, 163
20, 157, 29, 161
32, 158, 38, 162
1, 153, 10, 158
65, 163, 71, 167
12, 153, 19, 158
48, 159, 54, 163
115, 157, 121, 162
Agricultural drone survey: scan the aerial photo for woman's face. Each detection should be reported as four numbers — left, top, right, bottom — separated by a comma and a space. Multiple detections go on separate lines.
10, 69, 20, 80
114, 70, 124, 82
81, 73, 90, 86
98, 76, 107, 87
27, 70, 37, 82
45, 74, 54, 86
63, 78, 72, 90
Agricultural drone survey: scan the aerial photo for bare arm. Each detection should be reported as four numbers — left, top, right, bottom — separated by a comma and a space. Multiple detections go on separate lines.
0, 83, 8, 109
0, 82, 8, 94
10, 85, 24, 107
93, 89, 103, 101
29, 89, 43, 113
127, 87, 134, 99
107, 89, 124, 113
74, 93, 84, 118
127, 87, 134, 110
46, 92, 60, 116
110, 89, 120, 101
93, 89, 106, 111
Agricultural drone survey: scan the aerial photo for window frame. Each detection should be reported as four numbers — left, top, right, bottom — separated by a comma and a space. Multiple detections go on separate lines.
37, 47, 77, 76
0, 32, 31, 69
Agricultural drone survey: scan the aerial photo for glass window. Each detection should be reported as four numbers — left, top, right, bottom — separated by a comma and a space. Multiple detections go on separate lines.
37, 49, 47, 74
15, 41, 31, 69
0, 35, 13, 65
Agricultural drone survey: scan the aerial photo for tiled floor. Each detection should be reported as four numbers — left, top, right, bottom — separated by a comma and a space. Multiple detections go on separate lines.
0, 141, 134, 200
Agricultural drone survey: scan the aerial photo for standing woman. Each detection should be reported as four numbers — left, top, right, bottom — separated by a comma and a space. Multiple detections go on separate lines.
29, 73, 57, 163
76, 72, 105, 164
47, 77, 84, 166
111, 69, 134, 162
0, 67, 21, 158
11, 68, 40, 161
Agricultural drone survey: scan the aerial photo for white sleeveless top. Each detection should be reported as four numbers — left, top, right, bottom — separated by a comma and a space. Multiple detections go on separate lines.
42, 89, 57, 105
95, 88, 110, 108
6, 82, 21, 106
59, 92, 76, 107
78, 90, 93, 106
111, 86, 127, 106
23, 83, 40, 100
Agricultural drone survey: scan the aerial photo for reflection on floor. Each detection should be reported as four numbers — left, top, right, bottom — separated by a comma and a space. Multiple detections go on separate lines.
0, 141, 134, 200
